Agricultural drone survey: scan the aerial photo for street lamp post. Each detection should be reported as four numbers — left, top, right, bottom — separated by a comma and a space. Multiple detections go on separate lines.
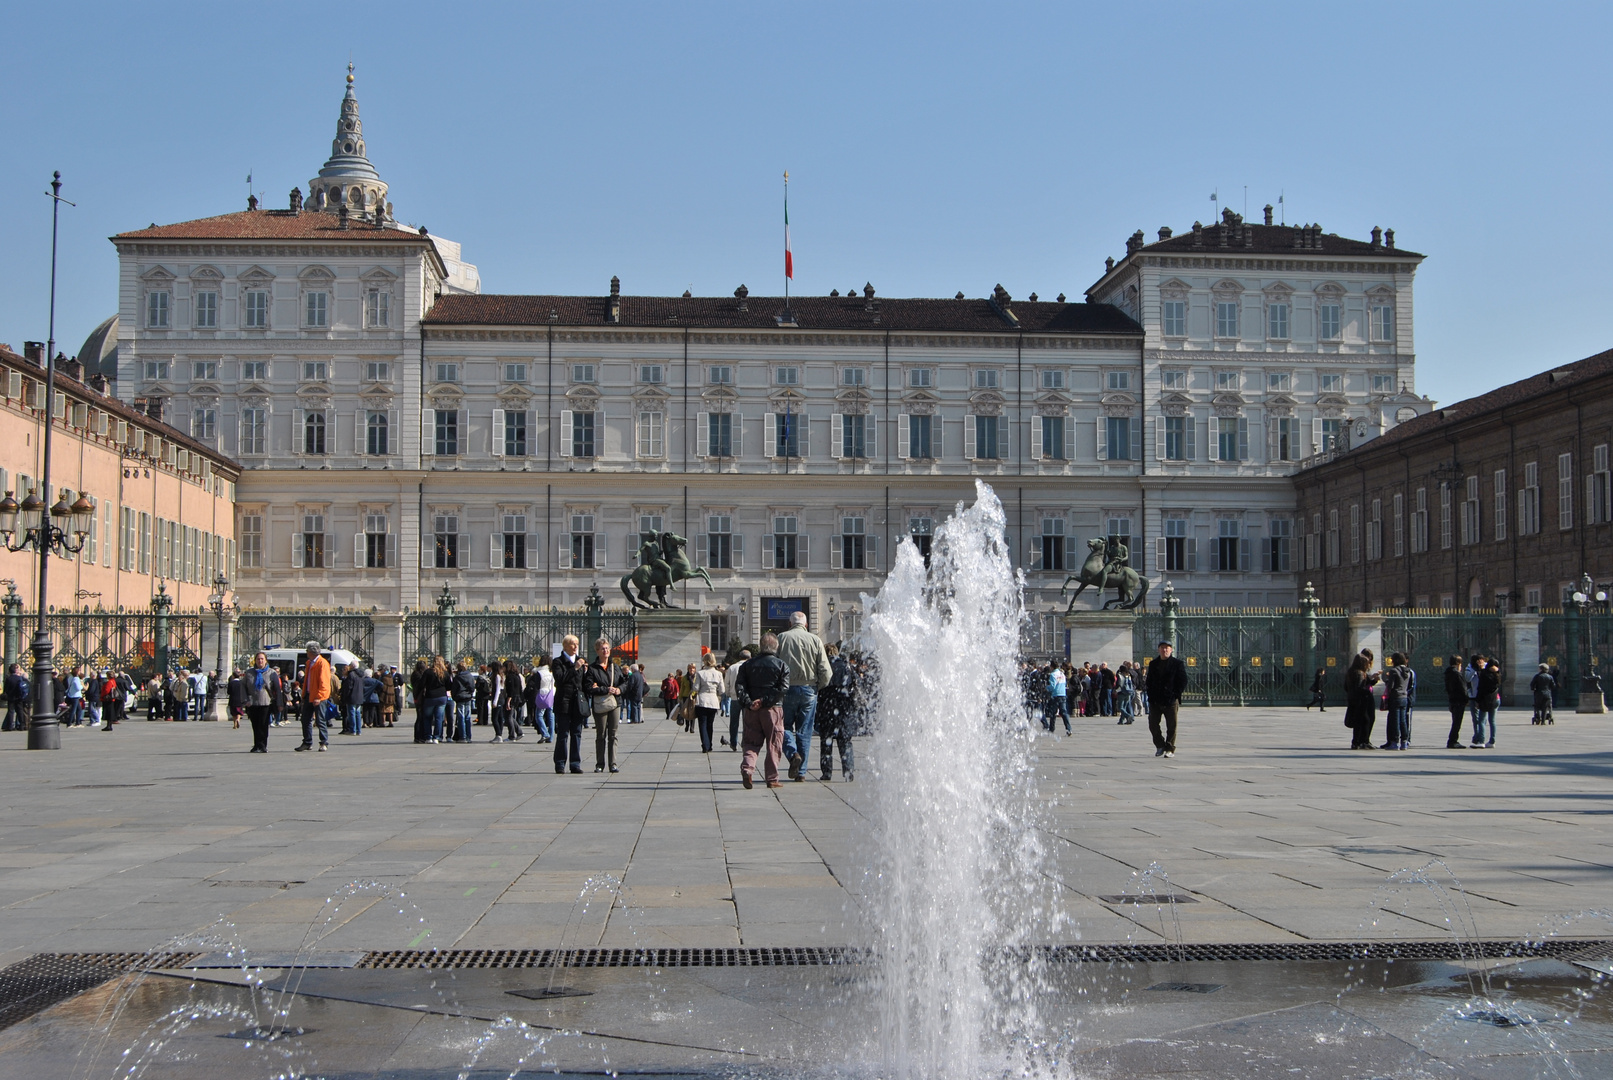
206, 573, 231, 723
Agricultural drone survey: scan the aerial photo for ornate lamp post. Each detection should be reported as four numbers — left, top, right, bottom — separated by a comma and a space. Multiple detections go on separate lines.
1571, 573, 1606, 713
826, 595, 837, 643
206, 572, 230, 673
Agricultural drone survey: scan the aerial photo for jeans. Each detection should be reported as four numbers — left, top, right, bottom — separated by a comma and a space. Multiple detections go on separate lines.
65, 698, 83, 726
781, 685, 818, 766
819, 728, 854, 778
1102, 689, 1114, 716
300, 698, 330, 746
171, 697, 187, 723
532, 705, 555, 740
696, 706, 717, 752
728, 703, 740, 749
456, 700, 474, 741
1119, 692, 1135, 723
1446, 701, 1467, 746
423, 698, 447, 742
554, 712, 584, 771
1384, 704, 1409, 745
1473, 707, 1497, 746
345, 705, 363, 736
1048, 695, 1070, 732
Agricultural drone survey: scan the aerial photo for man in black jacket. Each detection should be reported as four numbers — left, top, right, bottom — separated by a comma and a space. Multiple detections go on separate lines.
550, 635, 589, 774
1144, 640, 1188, 758
734, 633, 790, 789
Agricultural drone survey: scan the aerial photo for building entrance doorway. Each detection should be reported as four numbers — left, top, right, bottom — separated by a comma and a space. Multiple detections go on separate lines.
761, 597, 810, 637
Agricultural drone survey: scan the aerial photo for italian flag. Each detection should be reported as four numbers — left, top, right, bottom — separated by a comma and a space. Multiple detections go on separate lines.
784, 191, 793, 280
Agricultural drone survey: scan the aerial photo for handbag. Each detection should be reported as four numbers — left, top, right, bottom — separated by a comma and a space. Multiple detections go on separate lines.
590, 667, 617, 716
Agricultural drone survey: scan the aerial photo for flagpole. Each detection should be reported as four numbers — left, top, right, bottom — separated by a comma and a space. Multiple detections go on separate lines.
783, 170, 790, 312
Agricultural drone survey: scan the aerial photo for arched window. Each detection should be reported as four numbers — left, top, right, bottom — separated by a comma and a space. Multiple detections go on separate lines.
366, 411, 389, 456
304, 411, 327, 455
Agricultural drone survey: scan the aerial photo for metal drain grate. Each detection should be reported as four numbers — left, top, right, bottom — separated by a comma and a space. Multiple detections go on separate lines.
358, 946, 867, 969
1099, 894, 1199, 905
1039, 939, 1613, 964
1146, 981, 1224, 993
0, 952, 201, 1033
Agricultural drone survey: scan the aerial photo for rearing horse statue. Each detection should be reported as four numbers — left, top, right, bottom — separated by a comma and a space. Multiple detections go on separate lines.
1061, 537, 1149, 613
620, 531, 714, 609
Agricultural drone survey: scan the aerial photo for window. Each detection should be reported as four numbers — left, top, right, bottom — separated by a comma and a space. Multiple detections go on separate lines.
974, 369, 1000, 389
1412, 487, 1428, 553
435, 409, 460, 456
1164, 518, 1191, 572
500, 513, 528, 569
909, 368, 933, 388
143, 361, 170, 381
1216, 519, 1244, 572
839, 516, 867, 570
1521, 461, 1540, 534
1215, 370, 1239, 391
774, 366, 798, 386
1372, 373, 1395, 393
239, 408, 266, 455
1393, 493, 1405, 558
775, 411, 803, 458
842, 368, 866, 387
1042, 369, 1066, 390
1319, 373, 1343, 394
1371, 305, 1394, 342
709, 614, 732, 654
305, 291, 328, 328
1593, 444, 1612, 524
239, 513, 262, 568
908, 414, 934, 459
138, 511, 151, 575
433, 513, 460, 569
1164, 415, 1188, 461
1461, 475, 1481, 545
1367, 499, 1383, 561
639, 364, 664, 385
243, 290, 268, 328
1161, 300, 1186, 337
366, 411, 389, 456
365, 289, 390, 327
1215, 301, 1239, 338
1274, 417, 1298, 461
1558, 453, 1574, 530
636, 410, 664, 458
504, 411, 528, 457
842, 414, 869, 459
195, 291, 218, 328
707, 365, 732, 385
503, 363, 528, 383
1215, 416, 1247, 462
974, 415, 1004, 460
435, 362, 460, 384
708, 412, 734, 457
1319, 303, 1342, 341
302, 361, 328, 382
1105, 416, 1133, 460
638, 513, 664, 537
1161, 369, 1186, 390
188, 360, 215, 382
1268, 518, 1292, 572
707, 514, 733, 569
1268, 303, 1289, 340
1107, 517, 1132, 561
1038, 517, 1067, 571
1440, 484, 1453, 550
242, 361, 268, 382
364, 361, 390, 383
1106, 371, 1130, 391
1040, 416, 1065, 460
772, 515, 799, 570
191, 408, 216, 441
1267, 372, 1291, 392
1494, 470, 1508, 541
909, 517, 934, 562
1349, 504, 1362, 564
146, 291, 170, 328
300, 512, 327, 569
303, 411, 327, 455
1320, 417, 1343, 453
572, 411, 596, 458
568, 513, 597, 569
571, 364, 596, 384
364, 512, 389, 569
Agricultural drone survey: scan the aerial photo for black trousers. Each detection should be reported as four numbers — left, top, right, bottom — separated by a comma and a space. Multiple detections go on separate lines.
1147, 698, 1178, 752
1446, 701, 1467, 746
247, 705, 272, 751
553, 712, 584, 772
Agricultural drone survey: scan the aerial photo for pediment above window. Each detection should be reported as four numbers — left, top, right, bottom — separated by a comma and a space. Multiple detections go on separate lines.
1159, 278, 1191, 300
901, 388, 940, 407
362, 393, 392, 409
969, 389, 1005, 410
1211, 391, 1246, 408
1365, 284, 1395, 301
1034, 390, 1070, 409
702, 385, 739, 404
495, 387, 531, 406
429, 393, 462, 410
1099, 390, 1137, 408
1262, 281, 1294, 297
298, 264, 336, 283
631, 385, 670, 404
565, 385, 601, 404
768, 387, 807, 406
1315, 392, 1350, 408
189, 265, 223, 282
359, 383, 394, 399
140, 266, 175, 283
297, 389, 332, 409
1266, 392, 1299, 408
239, 265, 275, 286
835, 387, 872, 407
361, 266, 398, 282
1318, 403, 1347, 419
1035, 400, 1069, 417
1211, 278, 1245, 296
1314, 281, 1345, 299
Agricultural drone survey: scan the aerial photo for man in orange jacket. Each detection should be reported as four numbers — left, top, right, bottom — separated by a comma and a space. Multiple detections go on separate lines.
295, 641, 332, 752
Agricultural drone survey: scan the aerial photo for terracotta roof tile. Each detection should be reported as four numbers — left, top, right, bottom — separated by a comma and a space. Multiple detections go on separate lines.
113, 209, 431, 243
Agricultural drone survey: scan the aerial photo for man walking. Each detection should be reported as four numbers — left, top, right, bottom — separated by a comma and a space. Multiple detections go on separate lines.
4, 663, 30, 732
1045, 664, 1069, 733
550, 634, 588, 774
776, 610, 833, 781
295, 642, 332, 752
723, 648, 750, 750
735, 632, 789, 789
1145, 640, 1188, 759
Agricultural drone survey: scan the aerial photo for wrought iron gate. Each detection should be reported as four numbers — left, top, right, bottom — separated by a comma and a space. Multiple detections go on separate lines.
1380, 611, 1504, 705
235, 611, 376, 669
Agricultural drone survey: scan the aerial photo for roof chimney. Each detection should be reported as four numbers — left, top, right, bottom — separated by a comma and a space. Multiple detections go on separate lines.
682, 289, 692, 298
1105, 256, 1115, 272
247, 193, 258, 211
1384, 228, 1395, 250
1056, 293, 1066, 303
863, 282, 876, 310
61, 356, 83, 381
1371, 226, 1382, 247
1158, 226, 1172, 241
290, 187, 303, 213
1244, 226, 1254, 248
955, 291, 964, 300
1191, 221, 1203, 248
23, 341, 44, 364
1126, 229, 1145, 255
1028, 293, 1038, 302
608, 276, 621, 323
338, 204, 349, 229
735, 284, 749, 312
1263, 204, 1273, 226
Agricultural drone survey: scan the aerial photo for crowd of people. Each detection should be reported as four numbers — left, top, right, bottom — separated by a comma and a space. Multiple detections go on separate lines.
1021, 659, 1147, 731
3, 661, 189, 731
1334, 649, 1520, 750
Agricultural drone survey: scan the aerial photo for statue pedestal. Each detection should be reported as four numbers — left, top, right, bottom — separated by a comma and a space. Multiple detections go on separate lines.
1061, 609, 1138, 669
634, 609, 706, 683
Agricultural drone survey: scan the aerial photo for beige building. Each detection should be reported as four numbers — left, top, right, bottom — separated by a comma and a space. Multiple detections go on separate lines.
0, 343, 239, 613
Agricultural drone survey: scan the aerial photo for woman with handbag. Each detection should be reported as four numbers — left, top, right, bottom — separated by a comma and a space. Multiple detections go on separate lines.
587, 638, 623, 773
693, 652, 725, 753
1344, 651, 1381, 749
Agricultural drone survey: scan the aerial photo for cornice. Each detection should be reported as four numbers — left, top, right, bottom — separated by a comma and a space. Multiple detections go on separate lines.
1141, 255, 1417, 275
120, 241, 429, 260
421, 327, 1139, 350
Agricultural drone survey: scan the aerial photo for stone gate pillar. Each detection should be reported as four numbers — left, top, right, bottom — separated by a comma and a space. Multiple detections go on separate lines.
1347, 612, 1383, 664
1502, 613, 1540, 708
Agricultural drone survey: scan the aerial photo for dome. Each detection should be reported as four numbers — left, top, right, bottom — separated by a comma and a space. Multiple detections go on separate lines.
77, 314, 118, 379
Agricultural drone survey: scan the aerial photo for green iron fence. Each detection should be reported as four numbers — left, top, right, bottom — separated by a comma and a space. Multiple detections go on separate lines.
1539, 609, 1613, 707
1, 608, 202, 686
402, 608, 637, 669
235, 610, 376, 670
1380, 610, 1505, 706
1134, 607, 1351, 706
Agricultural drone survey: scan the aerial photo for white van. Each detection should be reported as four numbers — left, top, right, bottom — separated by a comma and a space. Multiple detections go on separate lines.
261, 646, 362, 685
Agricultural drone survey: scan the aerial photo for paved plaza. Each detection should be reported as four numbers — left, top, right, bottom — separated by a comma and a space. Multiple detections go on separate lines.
0, 705, 1608, 968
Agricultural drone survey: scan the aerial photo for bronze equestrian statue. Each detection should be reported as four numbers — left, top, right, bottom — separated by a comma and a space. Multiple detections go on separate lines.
1061, 536, 1149, 612
620, 531, 714, 609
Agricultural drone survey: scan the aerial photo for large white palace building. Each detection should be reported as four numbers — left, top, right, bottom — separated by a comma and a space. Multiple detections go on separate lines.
111, 72, 1429, 652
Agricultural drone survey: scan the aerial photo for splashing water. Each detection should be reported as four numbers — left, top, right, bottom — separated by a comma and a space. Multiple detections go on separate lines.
862, 481, 1068, 1080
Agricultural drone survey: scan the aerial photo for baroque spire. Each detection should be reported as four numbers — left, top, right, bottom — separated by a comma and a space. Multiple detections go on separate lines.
307, 63, 390, 218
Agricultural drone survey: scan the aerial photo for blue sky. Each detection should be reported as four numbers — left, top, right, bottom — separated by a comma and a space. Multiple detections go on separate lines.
1, 2, 1607, 409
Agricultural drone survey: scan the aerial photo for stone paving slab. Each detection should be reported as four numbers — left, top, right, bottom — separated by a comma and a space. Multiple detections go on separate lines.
0, 707, 1607, 961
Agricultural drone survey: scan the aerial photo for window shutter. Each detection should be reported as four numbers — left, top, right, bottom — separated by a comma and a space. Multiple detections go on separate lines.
490, 531, 502, 569
421, 408, 435, 454
696, 531, 707, 567
1239, 534, 1251, 572
1587, 474, 1599, 522
558, 535, 572, 570
1065, 534, 1078, 570
491, 408, 506, 456
355, 531, 366, 568
1267, 419, 1279, 463
595, 531, 607, 570
1187, 537, 1198, 572
798, 534, 809, 569
1311, 417, 1324, 455
764, 413, 777, 458
866, 534, 877, 571
456, 532, 469, 568
867, 415, 876, 459
832, 413, 844, 459
1096, 415, 1107, 460
1028, 537, 1042, 571
899, 414, 911, 459
965, 415, 977, 459
387, 534, 398, 568
762, 533, 775, 569
1031, 415, 1043, 459
293, 408, 306, 454
831, 534, 843, 570
734, 413, 744, 457
291, 532, 304, 568
525, 533, 539, 567
324, 532, 337, 568
457, 409, 469, 455
998, 418, 1009, 461
1260, 537, 1271, 572
697, 412, 709, 457
1237, 417, 1249, 461
559, 410, 574, 457
352, 410, 362, 454
1185, 418, 1197, 461
421, 535, 434, 569
1155, 536, 1166, 570
798, 414, 808, 458
733, 533, 744, 569
1156, 418, 1167, 461
1131, 419, 1142, 463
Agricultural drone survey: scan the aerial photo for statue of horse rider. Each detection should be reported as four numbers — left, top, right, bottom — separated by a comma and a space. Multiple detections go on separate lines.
620, 530, 714, 609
